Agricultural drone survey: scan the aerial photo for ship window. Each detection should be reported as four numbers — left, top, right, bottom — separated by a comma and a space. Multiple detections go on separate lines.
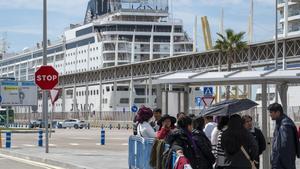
120, 98, 129, 104
134, 98, 146, 104
117, 86, 129, 91
76, 26, 93, 37
135, 88, 145, 95
106, 86, 110, 92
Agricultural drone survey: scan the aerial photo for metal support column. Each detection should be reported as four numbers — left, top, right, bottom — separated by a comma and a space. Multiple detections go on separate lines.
85, 75, 89, 120
148, 63, 153, 108
129, 66, 134, 112
278, 83, 288, 114
282, 40, 287, 70
99, 72, 103, 120
261, 82, 270, 169
184, 85, 189, 114
113, 69, 117, 111
156, 84, 162, 109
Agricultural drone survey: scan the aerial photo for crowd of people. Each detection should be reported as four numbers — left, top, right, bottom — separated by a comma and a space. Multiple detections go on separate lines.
132, 103, 300, 169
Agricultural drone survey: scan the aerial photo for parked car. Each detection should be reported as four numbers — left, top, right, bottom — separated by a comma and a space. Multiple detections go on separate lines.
57, 119, 88, 129
29, 119, 51, 128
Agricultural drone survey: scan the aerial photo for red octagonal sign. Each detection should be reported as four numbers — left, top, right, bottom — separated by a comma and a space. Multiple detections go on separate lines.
35, 66, 59, 90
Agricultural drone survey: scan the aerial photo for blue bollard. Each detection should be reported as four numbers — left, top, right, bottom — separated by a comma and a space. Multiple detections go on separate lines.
38, 129, 43, 147
6, 132, 11, 148
101, 128, 105, 145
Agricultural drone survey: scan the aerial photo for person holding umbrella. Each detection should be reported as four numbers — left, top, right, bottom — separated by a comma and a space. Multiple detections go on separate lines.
156, 114, 176, 139
221, 114, 258, 169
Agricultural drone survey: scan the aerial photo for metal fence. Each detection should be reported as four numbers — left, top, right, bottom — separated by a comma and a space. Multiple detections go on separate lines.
128, 135, 176, 169
15, 111, 137, 122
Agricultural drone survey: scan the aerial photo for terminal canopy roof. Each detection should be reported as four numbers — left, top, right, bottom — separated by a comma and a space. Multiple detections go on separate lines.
153, 69, 300, 85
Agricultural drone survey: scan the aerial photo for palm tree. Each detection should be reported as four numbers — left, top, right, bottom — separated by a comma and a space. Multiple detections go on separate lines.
215, 29, 247, 99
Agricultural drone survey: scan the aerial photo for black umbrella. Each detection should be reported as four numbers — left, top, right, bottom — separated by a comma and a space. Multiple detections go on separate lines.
201, 99, 258, 116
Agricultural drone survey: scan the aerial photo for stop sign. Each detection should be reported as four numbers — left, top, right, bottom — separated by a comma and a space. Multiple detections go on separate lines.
35, 66, 59, 90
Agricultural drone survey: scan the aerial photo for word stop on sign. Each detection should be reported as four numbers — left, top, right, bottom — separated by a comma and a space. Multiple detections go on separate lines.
36, 75, 58, 81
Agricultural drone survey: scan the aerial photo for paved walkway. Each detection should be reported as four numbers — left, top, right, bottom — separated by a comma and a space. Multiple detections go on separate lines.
0, 128, 299, 169
0, 147, 127, 169
0, 128, 130, 169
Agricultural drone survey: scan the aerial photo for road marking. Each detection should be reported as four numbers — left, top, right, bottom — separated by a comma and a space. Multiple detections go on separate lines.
121, 143, 128, 146
69, 143, 79, 146
73, 137, 93, 140
0, 153, 65, 169
49, 144, 56, 147
23, 144, 35, 147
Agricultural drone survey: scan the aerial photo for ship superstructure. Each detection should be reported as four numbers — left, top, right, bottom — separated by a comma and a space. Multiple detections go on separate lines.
0, 0, 193, 114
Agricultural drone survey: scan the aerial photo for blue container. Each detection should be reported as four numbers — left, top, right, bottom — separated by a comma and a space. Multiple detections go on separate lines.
5, 132, 11, 148
101, 128, 105, 145
38, 129, 43, 147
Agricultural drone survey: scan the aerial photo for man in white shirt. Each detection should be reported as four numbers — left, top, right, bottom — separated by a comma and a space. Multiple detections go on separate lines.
203, 116, 217, 140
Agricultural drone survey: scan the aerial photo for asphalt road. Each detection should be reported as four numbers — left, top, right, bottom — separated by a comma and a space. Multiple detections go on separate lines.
7, 128, 130, 151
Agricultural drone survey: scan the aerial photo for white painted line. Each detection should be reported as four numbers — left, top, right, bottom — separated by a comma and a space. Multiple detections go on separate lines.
0, 153, 65, 169
69, 143, 79, 146
73, 137, 93, 140
23, 144, 35, 147
49, 144, 56, 147
121, 143, 128, 146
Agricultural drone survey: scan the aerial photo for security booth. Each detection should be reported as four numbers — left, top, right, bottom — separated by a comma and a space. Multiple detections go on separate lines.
153, 69, 300, 169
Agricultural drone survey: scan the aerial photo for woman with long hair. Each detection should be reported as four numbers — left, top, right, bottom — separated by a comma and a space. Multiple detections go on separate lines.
211, 116, 230, 169
221, 114, 258, 169
192, 116, 215, 169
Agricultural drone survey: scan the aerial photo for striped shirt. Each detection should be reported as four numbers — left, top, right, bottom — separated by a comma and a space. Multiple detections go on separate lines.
212, 126, 230, 167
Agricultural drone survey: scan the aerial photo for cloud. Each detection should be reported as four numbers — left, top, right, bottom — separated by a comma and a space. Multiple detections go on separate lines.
0, 0, 87, 16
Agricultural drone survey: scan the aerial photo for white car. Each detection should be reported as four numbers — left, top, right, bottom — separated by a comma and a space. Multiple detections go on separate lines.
57, 119, 87, 129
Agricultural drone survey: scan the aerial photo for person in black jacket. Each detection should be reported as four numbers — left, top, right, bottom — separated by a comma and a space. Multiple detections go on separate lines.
268, 103, 300, 169
242, 115, 266, 169
192, 116, 215, 169
165, 116, 198, 168
221, 114, 258, 169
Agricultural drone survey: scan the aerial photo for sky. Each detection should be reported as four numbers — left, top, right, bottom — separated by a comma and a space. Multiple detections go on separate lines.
0, 0, 275, 53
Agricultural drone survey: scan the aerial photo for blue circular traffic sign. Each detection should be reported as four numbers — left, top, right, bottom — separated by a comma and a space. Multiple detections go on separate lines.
131, 105, 138, 113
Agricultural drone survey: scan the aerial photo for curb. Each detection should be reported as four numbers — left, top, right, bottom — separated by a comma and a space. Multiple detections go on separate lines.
0, 149, 89, 169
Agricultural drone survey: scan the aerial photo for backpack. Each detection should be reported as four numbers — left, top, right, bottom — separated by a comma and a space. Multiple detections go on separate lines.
161, 147, 174, 169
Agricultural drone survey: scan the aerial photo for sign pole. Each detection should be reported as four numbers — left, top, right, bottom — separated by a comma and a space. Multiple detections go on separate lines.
43, 0, 49, 153
6, 108, 9, 128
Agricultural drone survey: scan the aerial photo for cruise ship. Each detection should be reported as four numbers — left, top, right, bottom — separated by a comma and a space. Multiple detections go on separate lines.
0, 0, 193, 115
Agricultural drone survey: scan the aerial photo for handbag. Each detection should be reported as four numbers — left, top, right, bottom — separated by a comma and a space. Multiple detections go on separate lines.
173, 155, 193, 169
240, 146, 257, 169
